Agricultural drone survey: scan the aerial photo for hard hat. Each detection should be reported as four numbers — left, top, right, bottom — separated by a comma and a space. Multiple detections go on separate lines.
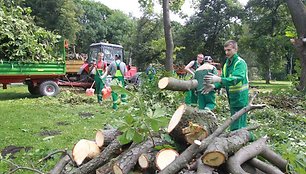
204, 56, 213, 62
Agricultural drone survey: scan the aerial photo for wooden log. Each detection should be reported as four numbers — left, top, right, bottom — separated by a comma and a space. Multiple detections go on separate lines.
72, 139, 100, 166
159, 92, 266, 174
69, 139, 122, 174
248, 158, 284, 174
196, 158, 215, 174
260, 146, 288, 172
138, 151, 158, 170
96, 161, 115, 174
167, 104, 218, 146
113, 138, 166, 174
226, 137, 270, 174
50, 154, 71, 174
201, 129, 250, 167
155, 149, 179, 171
158, 77, 198, 91
95, 129, 121, 148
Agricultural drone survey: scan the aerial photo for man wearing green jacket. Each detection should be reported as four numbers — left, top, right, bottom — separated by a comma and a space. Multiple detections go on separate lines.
194, 56, 218, 110
204, 40, 249, 131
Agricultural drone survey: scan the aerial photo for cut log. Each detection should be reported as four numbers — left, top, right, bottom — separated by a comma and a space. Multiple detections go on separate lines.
226, 136, 270, 174
50, 154, 71, 174
159, 92, 266, 174
168, 104, 218, 145
96, 161, 115, 174
155, 148, 179, 170
202, 129, 250, 167
260, 146, 288, 172
95, 129, 121, 148
69, 139, 122, 174
196, 158, 215, 174
248, 158, 284, 174
158, 77, 198, 91
72, 139, 100, 166
113, 138, 166, 174
138, 151, 158, 170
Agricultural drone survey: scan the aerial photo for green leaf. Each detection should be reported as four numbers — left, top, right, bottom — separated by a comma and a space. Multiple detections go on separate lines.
124, 115, 134, 124
132, 132, 143, 143
117, 134, 131, 145
150, 119, 159, 132
126, 129, 135, 140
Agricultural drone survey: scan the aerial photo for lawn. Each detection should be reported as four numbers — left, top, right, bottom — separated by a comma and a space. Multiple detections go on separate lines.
249, 80, 292, 92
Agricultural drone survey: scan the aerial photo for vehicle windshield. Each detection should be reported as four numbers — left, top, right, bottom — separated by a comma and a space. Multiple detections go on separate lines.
89, 44, 123, 65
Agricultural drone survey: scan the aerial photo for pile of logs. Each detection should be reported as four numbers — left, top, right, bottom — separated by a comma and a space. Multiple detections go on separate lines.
48, 78, 289, 174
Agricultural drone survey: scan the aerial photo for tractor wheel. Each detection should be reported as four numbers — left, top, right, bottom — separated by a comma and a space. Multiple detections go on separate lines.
28, 84, 40, 95
39, 81, 60, 96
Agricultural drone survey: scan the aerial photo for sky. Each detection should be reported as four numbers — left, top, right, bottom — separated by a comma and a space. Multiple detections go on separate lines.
95, 0, 249, 24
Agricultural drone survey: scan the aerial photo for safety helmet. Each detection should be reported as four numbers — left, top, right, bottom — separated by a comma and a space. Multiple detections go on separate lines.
204, 56, 213, 62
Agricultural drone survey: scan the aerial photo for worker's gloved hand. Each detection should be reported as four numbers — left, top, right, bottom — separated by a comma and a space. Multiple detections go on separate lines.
202, 84, 215, 94
204, 72, 221, 84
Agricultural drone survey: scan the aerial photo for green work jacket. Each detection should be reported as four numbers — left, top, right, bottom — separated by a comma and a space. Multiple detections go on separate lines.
215, 54, 249, 107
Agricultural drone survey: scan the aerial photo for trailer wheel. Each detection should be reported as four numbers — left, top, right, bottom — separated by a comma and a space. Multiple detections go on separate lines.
28, 84, 40, 95
39, 81, 60, 96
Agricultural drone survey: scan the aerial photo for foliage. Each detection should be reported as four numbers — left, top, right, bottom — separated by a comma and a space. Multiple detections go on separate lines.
0, 2, 62, 62
110, 69, 184, 144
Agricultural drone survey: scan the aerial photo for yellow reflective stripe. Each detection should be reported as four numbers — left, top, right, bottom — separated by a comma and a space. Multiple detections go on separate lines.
229, 84, 249, 92
223, 64, 227, 77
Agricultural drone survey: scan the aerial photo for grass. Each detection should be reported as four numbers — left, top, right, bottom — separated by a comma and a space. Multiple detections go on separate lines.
0, 85, 115, 173
249, 80, 292, 92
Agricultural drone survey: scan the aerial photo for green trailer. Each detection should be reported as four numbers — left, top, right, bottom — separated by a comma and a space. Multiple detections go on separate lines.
0, 60, 66, 96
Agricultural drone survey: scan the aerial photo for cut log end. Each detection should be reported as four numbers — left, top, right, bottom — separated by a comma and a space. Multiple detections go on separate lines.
95, 129, 105, 148
167, 104, 186, 133
113, 163, 123, 174
202, 151, 226, 167
138, 154, 149, 169
155, 149, 179, 170
72, 139, 100, 166
183, 122, 208, 144
158, 77, 169, 89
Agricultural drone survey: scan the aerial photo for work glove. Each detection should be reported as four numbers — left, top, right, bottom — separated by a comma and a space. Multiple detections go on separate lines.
204, 72, 221, 84
202, 84, 215, 94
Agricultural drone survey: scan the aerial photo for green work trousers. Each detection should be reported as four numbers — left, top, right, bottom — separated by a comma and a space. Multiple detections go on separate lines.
197, 91, 216, 110
111, 76, 127, 109
94, 70, 105, 104
230, 106, 247, 131
185, 90, 197, 106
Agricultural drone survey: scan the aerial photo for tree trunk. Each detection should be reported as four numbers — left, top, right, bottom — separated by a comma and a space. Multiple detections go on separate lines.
95, 129, 121, 148
113, 138, 166, 174
158, 77, 198, 91
226, 137, 271, 174
286, 0, 306, 91
167, 104, 218, 146
202, 129, 250, 167
162, 0, 174, 72
69, 139, 122, 174
248, 158, 284, 174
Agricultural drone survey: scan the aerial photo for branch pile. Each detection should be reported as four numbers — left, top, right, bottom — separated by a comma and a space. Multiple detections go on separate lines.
47, 80, 288, 174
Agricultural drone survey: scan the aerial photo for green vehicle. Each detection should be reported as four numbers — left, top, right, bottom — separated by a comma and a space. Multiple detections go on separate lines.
0, 42, 66, 97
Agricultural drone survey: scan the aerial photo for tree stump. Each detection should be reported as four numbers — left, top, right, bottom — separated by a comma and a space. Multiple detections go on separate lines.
167, 104, 218, 145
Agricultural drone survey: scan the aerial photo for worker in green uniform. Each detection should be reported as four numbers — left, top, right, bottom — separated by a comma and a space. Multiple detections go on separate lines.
184, 54, 204, 106
108, 54, 127, 110
94, 52, 108, 104
204, 40, 249, 131
194, 56, 218, 110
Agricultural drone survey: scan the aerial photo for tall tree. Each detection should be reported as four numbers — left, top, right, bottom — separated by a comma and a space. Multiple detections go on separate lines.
285, 0, 306, 91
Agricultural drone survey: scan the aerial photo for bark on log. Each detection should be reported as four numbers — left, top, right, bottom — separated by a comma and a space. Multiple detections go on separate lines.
196, 158, 215, 174
69, 139, 122, 174
96, 161, 114, 174
248, 158, 284, 174
95, 129, 121, 148
260, 146, 288, 172
159, 92, 266, 174
50, 154, 71, 174
112, 138, 166, 174
168, 104, 218, 146
226, 137, 270, 174
155, 149, 179, 170
138, 151, 158, 170
158, 77, 198, 91
72, 139, 100, 166
202, 129, 250, 167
